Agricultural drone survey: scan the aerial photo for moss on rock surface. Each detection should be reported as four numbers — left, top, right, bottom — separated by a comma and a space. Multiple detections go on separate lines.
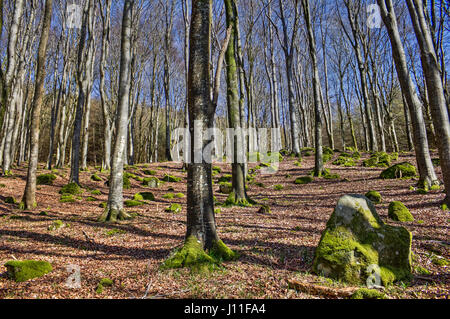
388, 201, 414, 222
380, 162, 416, 179
365, 191, 382, 204
133, 192, 155, 201
60, 183, 82, 195
163, 174, 181, 183
219, 182, 233, 194
294, 176, 314, 185
37, 174, 57, 185
142, 177, 160, 188
351, 288, 386, 299
165, 203, 182, 213
313, 194, 412, 286
5, 260, 52, 282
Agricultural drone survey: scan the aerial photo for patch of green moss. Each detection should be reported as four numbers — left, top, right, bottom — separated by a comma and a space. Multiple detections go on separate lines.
257, 205, 271, 214
388, 201, 414, 222
351, 288, 386, 299
380, 162, 416, 179
142, 176, 160, 188
4, 196, 17, 204
431, 158, 440, 167
431, 255, 449, 266
96, 278, 113, 294
60, 194, 75, 203
218, 174, 232, 183
37, 174, 57, 185
333, 155, 356, 167
165, 203, 182, 213
91, 189, 102, 195
365, 191, 382, 204
99, 202, 107, 209
60, 183, 82, 195
124, 200, 143, 207
163, 174, 181, 183
143, 169, 157, 176
175, 193, 185, 198
163, 193, 175, 199
134, 192, 155, 201
105, 228, 126, 236
161, 236, 218, 272
209, 240, 239, 262
294, 176, 314, 185
363, 152, 391, 168
223, 192, 253, 207
219, 182, 233, 194
5, 260, 52, 282
48, 220, 65, 231
86, 196, 97, 202
91, 174, 102, 182
414, 266, 431, 275
274, 184, 284, 190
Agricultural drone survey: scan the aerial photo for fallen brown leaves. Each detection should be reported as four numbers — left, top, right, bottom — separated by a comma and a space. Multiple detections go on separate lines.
0, 152, 448, 299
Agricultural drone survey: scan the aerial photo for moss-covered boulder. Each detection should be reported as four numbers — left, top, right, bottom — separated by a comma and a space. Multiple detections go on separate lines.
365, 191, 382, 204
363, 152, 391, 168
91, 174, 102, 182
294, 176, 314, 185
142, 177, 160, 188
380, 162, 416, 179
37, 174, 57, 185
312, 194, 412, 286
219, 182, 233, 194
165, 203, 182, 213
124, 200, 143, 207
60, 183, 82, 195
388, 201, 414, 222
133, 192, 155, 201
96, 278, 113, 294
163, 174, 181, 183
5, 260, 52, 282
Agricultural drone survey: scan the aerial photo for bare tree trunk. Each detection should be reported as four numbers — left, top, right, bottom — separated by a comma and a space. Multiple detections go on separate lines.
99, 0, 134, 222
378, 0, 438, 189
302, 0, 324, 175
406, 0, 450, 203
21, 0, 53, 209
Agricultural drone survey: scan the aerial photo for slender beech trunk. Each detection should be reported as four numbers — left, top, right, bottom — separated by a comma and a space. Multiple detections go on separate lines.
21, 0, 53, 209
99, 0, 134, 222
377, 0, 438, 189
406, 0, 450, 203
302, 0, 324, 176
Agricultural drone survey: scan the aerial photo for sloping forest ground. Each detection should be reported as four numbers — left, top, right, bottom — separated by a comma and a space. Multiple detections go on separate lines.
0, 151, 448, 299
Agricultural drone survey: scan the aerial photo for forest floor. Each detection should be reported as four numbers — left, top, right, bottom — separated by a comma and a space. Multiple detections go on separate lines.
0, 151, 448, 299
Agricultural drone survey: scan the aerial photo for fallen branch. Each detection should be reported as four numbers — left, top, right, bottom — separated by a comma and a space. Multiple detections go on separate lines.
287, 279, 358, 298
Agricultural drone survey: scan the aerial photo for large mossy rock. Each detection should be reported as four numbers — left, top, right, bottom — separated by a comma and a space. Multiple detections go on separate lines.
5, 260, 52, 282
313, 194, 412, 286
380, 162, 416, 179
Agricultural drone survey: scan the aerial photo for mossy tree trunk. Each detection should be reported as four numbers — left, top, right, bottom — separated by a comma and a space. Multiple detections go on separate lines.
377, 0, 439, 190
99, 0, 134, 223
21, 0, 53, 209
164, 0, 236, 267
224, 0, 251, 205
